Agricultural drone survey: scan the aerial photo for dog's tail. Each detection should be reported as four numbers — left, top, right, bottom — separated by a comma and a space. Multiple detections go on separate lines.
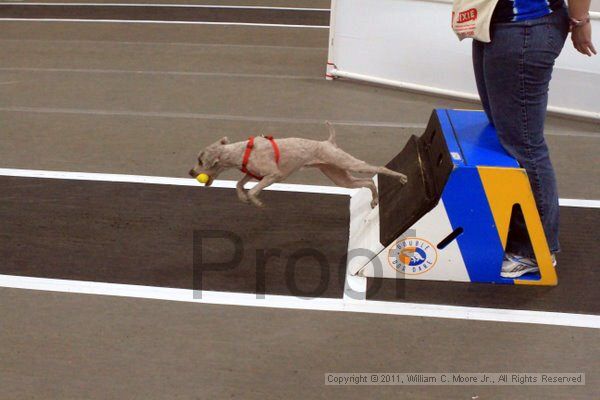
325, 121, 337, 146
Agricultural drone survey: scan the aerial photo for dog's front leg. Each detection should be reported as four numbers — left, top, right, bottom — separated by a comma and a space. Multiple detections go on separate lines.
236, 174, 252, 203
247, 174, 280, 208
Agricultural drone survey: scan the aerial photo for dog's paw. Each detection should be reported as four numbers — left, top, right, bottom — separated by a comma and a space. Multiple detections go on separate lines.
237, 192, 250, 204
370, 198, 379, 209
249, 196, 265, 208
398, 174, 408, 185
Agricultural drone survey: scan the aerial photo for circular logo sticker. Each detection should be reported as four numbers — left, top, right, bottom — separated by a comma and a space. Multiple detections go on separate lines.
387, 237, 438, 275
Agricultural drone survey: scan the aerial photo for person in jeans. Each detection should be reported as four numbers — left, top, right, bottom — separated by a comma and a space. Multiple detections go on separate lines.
472, 0, 596, 278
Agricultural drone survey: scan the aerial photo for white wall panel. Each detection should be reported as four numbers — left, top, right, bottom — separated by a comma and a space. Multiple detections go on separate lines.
327, 0, 600, 120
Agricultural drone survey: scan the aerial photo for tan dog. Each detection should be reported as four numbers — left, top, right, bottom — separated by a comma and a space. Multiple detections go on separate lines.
189, 123, 407, 207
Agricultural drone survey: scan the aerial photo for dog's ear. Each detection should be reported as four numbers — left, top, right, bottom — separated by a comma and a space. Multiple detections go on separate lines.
220, 137, 229, 145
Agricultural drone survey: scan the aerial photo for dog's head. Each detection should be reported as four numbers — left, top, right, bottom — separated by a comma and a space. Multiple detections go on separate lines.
188, 137, 229, 186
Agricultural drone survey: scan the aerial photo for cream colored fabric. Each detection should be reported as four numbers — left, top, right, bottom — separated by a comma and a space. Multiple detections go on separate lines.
452, 0, 500, 43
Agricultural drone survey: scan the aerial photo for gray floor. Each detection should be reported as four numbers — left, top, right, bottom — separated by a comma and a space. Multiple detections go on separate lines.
1, 8, 599, 400
1, 22, 598, 198
1, 288, 599, 400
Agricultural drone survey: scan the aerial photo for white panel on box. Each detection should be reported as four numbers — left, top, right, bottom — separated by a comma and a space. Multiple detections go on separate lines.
356, 200, 471, 282
347, 176, 384, 275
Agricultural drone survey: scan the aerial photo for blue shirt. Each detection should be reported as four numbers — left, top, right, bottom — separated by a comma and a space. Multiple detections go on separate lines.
493, 0, 565, 22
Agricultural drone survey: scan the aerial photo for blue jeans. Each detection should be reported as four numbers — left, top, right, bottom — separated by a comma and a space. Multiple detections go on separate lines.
472, 7, 569, 258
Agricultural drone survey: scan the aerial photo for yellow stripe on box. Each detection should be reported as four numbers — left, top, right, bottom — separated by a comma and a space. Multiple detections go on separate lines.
478, 166, 557, 286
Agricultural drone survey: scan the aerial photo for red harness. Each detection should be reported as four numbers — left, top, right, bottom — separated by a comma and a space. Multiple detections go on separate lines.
240, 136, 280, 180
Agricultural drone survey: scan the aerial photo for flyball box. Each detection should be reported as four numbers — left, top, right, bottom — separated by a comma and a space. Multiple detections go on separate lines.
347, 109, 557, 286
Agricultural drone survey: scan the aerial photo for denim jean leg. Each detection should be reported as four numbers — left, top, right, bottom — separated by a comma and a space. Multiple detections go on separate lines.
472, 40, 494, 125
477, 13, 567, 257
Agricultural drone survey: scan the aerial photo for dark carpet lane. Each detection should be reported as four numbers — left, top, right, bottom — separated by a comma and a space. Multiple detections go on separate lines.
368, 207, 600, 315
2, 176, 598, 314
0, 5, 330, 26
0, 176, 349, 298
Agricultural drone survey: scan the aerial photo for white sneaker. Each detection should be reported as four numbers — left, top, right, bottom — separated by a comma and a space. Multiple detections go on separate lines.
501, 252, 557, 278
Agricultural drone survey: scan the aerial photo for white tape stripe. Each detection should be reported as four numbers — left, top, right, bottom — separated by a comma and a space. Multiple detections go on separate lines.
0, 3, 330, 11
0, 67, 319, 80
0, 274, 598, 328
0, 168, 357, 196
544, 130, 600, 139
0, 106, 426, 129
559, 198, 600, 208
0, 168, 598, 207
1, 103, 594, 137
0, 38, 323, 51
0, 18, 329, 28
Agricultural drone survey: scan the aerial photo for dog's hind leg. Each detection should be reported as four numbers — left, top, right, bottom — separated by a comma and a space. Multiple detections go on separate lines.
343, 159, 407, 184
367, 166, 408, 185
319, 145, 408, 185
318, 165, 380, 208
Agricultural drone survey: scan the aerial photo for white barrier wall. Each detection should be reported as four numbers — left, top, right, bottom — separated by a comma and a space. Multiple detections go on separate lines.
327, 0, 600, 120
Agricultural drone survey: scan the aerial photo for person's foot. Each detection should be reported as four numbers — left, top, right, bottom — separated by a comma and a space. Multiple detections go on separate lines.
501, 252, 557, 278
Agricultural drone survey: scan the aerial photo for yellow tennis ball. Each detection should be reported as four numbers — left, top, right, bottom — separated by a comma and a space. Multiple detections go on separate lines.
197, 173, 210, 184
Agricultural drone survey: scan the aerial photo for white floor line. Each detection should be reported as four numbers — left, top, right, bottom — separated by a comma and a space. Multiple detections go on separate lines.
0, 168, 357, 196
0, 38, 324, 51
545, 130, 600, 139
559, 198, 600, 208
1, 168, 598, 208
0, 106, 427, 129
0, 3, 330, 11
0, 67, 320, 81
0, 274, 598, 329
0, 18, 329, 28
